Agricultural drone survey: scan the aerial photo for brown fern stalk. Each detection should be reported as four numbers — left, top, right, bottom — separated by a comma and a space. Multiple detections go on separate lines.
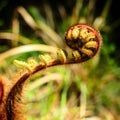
0, 24, 102, 120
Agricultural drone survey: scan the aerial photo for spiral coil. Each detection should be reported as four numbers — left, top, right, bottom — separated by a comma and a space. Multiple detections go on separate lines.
65, 24, 102, 61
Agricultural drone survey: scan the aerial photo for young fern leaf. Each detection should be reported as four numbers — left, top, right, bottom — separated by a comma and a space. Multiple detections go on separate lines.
65, 24, 101, 61
1, 24, 102, 120
14, 60, 33, 72
57, 49, 67, 63
14, 58, 38, 72
39, 54, 54, 65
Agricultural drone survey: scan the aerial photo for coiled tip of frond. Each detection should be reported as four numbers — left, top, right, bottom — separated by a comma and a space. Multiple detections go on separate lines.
65, 24, 102, 61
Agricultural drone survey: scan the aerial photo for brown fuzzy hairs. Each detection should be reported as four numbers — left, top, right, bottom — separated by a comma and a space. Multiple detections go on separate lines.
0, 24, 102, 120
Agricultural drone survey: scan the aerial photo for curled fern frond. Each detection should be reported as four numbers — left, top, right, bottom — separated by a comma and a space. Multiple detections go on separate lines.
2, 24, 102, 120
65, 24, 102, 61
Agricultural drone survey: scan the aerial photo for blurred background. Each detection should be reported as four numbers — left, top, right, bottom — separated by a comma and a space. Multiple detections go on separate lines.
0, 0, 120, 120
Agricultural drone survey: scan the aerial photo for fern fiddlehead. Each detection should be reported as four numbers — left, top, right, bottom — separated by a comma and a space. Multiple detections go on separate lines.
65, 24, 101, 62
1, 24, 102, 120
